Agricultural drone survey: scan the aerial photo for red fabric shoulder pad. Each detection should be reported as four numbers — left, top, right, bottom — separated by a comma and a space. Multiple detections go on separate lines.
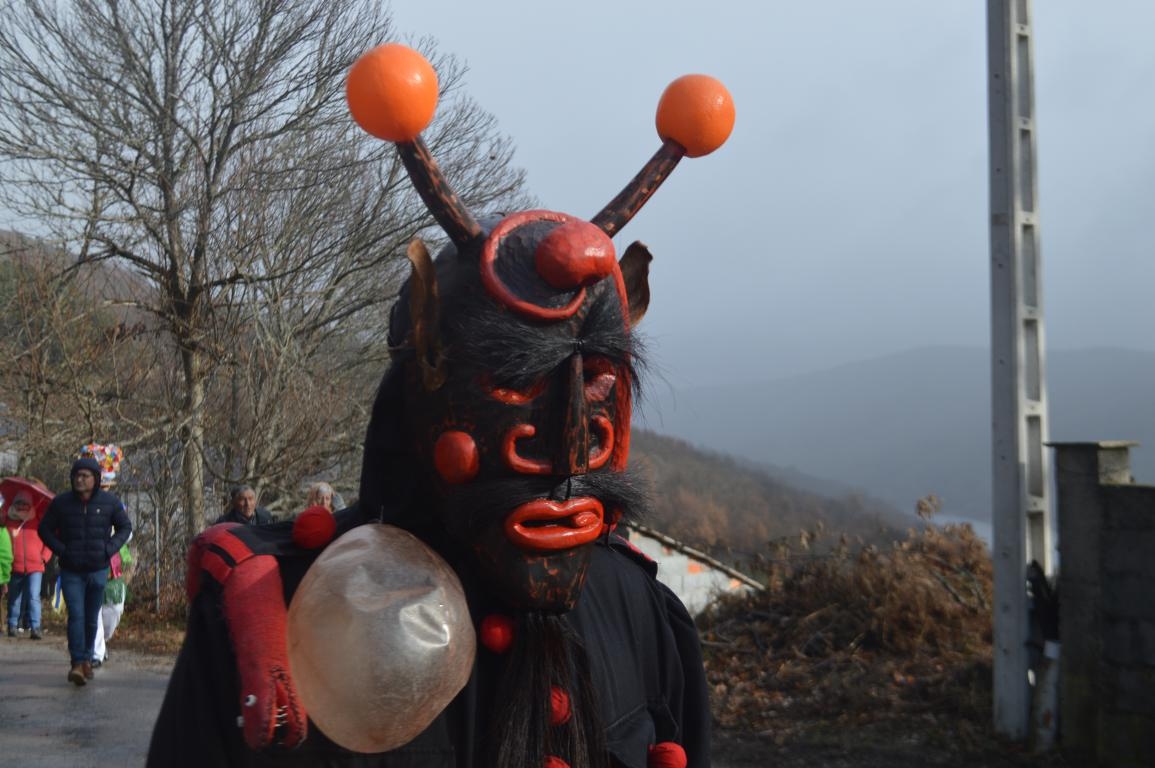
185, 523, 258, 601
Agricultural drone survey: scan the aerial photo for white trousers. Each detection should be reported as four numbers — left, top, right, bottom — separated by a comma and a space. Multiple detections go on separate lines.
93, 601, 125, 662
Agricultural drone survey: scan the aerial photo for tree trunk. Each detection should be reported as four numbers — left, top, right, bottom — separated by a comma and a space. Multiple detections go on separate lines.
181, 347, 207, 537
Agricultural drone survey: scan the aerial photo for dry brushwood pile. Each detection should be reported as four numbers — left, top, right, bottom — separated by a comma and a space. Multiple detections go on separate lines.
699, 520, 995, 747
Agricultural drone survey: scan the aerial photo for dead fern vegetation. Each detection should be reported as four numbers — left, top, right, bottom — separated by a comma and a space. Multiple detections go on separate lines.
699, 512, 1051, 763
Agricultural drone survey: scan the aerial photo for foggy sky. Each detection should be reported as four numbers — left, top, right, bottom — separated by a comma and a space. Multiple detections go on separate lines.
391, 0, 1155, 389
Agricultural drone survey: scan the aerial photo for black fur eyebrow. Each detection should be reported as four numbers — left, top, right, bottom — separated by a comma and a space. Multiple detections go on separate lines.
448, 284, 645, 394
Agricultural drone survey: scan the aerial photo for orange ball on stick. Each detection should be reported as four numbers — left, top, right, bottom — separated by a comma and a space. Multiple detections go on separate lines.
655, 74, 735, 158
346, 43, 439, 142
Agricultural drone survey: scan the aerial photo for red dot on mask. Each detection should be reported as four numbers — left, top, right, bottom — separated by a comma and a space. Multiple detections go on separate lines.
544, 757, 570, 768
479, 614, 515, 654
292, 505, 337, 549
434, 430, 480, 484
647, 742, 687, 768
549, 685, 572, 726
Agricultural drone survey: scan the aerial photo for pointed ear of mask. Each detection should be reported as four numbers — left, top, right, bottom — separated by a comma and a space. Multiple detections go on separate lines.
406, 239, 448, 391
618, 241, 652, 327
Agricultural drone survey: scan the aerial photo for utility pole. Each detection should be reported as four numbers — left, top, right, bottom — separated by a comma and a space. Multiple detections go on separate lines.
986, 0, 1055, 740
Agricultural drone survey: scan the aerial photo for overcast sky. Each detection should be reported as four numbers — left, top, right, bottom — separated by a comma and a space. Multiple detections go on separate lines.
390, 0, 1155, 389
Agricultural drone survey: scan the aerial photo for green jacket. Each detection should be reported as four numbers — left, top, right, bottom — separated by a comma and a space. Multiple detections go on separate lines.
0, 527, 12, 585
104, 543, 133, 605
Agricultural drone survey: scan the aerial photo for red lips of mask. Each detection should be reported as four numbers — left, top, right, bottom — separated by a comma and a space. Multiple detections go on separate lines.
503, 498, 605, 551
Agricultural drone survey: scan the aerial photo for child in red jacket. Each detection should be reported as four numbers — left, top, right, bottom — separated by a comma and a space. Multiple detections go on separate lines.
5, 491, 51, 639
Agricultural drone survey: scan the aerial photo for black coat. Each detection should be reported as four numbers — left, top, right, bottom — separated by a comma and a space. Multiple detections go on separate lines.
147, 517, 711, 767
39, 489, 132, 573
215, 507, 274, 526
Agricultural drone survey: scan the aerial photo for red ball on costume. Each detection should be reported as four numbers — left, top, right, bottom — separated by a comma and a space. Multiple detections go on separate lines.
647, 741, 687, 768
479, 614, 515, 654
549, 685, 572, 726
292, 505, 337, 549
544, 757, 570, 768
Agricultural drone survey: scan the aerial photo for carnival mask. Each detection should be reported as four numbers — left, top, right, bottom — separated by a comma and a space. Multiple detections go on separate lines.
349, 44, 733, 611
393, 216, 650, 611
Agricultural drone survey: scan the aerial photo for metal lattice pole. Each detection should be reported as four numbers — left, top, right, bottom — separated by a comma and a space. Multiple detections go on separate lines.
987, 0, 1056, 740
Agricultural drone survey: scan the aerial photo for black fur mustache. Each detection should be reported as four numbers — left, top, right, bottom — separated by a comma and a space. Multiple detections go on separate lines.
439, 467, 650, 537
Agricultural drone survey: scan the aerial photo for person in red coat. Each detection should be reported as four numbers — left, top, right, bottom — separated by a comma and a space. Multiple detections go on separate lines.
5, 488, 52, 639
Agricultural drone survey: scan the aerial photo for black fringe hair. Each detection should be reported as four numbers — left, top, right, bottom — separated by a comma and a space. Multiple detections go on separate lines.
488, 613, 610, 768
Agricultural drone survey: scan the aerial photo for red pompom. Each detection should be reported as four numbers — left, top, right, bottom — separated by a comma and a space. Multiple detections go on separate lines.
479, 614, 515, 654
549, 685, 572, 726
543, 757, 570, 768
292, 505, 337, 549
647, 741, 687, 768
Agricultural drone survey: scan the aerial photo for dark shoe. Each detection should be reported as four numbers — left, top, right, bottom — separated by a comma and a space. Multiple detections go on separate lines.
82, 661, 94, 680
6, 627, 14, 638
30, 629, 42, 640
68, 664, 87, 686
91, 659, 102, 668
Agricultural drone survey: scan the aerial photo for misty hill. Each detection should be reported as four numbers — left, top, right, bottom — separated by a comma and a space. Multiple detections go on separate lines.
637, 346, 1155, 523
629, 429, 912, 561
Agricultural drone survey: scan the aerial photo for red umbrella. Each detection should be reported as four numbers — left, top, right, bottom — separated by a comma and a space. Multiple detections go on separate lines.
0, 476, 54, 523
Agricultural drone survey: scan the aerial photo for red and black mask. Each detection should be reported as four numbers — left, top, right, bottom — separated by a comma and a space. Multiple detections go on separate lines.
386, 211, 653, 612
350, 44, 732, 613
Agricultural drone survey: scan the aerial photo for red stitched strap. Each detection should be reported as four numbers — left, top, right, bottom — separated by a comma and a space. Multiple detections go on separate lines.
212, 526, 257, 564
220, 553, 307, 749
184, 523, 307, 748
185, 523, 252, 601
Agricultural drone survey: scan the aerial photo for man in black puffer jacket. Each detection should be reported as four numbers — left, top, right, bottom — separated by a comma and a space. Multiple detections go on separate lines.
39, 456, 132, 686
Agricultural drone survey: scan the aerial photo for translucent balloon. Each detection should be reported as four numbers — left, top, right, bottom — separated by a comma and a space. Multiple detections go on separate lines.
287, 524, 475, 753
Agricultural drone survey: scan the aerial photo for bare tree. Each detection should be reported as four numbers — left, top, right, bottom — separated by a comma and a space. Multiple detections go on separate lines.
0, 0, 528, 536
0, 235, 146, 483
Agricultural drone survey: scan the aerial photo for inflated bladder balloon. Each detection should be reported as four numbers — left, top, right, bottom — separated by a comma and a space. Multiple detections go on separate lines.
287, 524, 475, 753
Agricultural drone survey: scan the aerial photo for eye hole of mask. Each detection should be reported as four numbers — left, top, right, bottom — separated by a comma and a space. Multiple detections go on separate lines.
583, 358, 617, 402
484, 376, 546, 405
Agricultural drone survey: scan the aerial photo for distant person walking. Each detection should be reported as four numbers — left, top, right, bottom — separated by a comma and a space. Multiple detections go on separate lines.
38, 457, 132, 686
1, 477, 53, 640
93, 542, 132, 667
215, 485, 273, 526
0, 525, 11, 625
79, 443, 130, 668
5, 489, 51, 639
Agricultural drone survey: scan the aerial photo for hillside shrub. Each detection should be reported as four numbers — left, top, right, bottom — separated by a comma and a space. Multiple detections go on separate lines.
700, 521, 994, 744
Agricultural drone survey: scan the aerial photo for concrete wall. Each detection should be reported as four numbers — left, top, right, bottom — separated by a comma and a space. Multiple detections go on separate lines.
627, 530, 752, 617
1053, 441, 1155, 767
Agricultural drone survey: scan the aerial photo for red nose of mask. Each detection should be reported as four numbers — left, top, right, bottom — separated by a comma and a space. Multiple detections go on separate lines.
533, 220, 616, 290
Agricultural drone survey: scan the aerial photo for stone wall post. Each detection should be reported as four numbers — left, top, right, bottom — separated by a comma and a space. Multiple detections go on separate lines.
1051, 440, 1154, 767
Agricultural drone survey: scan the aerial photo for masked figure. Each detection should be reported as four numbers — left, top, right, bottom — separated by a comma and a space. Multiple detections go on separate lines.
149, 43, 733, 768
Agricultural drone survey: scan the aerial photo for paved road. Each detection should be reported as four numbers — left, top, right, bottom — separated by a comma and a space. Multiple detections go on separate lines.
0, 632, 769, 767
0, 633, 172, 767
